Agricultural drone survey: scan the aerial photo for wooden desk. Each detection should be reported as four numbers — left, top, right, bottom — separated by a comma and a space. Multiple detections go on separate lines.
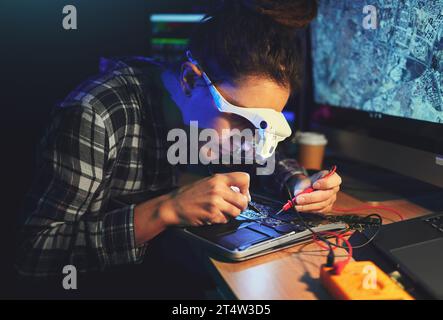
209, 192, 431, 300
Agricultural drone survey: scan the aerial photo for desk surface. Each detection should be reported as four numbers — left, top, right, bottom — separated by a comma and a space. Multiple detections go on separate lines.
209, 192, 431, 300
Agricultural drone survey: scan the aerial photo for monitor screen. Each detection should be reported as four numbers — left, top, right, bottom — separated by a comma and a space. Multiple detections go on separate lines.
311, 0, 443, 124
150, 13, 205, 62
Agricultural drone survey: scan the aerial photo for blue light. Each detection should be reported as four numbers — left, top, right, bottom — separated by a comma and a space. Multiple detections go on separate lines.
150, 14, 205, 23
283, 111, 295, 123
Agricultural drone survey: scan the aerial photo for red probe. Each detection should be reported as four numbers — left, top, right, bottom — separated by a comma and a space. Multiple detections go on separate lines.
276, 165, 337, 215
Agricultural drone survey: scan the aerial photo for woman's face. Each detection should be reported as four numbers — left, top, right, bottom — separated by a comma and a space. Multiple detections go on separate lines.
178, 63, 291, 161
192, 75, 291, 162
180, 62, 291, 133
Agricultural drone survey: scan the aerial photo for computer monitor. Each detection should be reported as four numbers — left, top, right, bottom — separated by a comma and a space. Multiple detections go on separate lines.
309, 0, 443, 188
149, 13, 205, 63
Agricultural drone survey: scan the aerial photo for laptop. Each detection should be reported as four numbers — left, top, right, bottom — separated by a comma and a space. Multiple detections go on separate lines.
362, 212, 443, 299
110, 190, 347, 261
182, 193, 347, 261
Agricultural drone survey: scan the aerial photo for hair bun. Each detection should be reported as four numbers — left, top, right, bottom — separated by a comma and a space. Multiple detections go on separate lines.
242, 0, 317, 28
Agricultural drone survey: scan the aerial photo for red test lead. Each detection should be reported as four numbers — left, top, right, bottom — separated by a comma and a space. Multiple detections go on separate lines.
275, 165, 337, 215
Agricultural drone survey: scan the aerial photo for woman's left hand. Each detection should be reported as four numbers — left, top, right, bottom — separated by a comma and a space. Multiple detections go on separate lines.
290, 170, 342, 213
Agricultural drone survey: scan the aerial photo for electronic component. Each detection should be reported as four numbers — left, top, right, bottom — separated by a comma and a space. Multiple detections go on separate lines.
239, 201, 330, 234
325, 214, 381, 231
320, 261, 414, 300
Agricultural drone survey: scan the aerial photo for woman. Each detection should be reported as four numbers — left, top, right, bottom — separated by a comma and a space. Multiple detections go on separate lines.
17, 0, 341, 280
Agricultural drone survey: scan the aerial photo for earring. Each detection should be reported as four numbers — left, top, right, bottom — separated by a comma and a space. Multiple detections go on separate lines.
180, 64, 194, 98
181, 82, 192, 97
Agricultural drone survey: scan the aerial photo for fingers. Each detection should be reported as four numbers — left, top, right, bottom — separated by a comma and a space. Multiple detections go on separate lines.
205, 188, 246, 221
223, 188, 248, 211
208, 174, 249, 212
204, 196, 241, 224
208, 211, 229, 224
295, 193, 337, 212
296, 186, 339, 205
217, 172, 251, 200
309, 170, 326, 183
201, 199, 230, 224
198, 172, 251, 225
293, 177, 312, 195
317, 204, 334, 213
313, 172, 342, 190
217, 198, 243, 218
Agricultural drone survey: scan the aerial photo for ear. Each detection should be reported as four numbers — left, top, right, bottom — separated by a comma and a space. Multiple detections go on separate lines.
180, 62, 203, 96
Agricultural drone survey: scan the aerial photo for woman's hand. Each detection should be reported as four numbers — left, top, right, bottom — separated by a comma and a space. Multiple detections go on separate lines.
134, 172, 250, 245
159, 172, 250, 227
290, 170, 342, 213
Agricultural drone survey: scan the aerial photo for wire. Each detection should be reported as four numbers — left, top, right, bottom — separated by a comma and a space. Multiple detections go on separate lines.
283, 182, 336, 266
312, 231, 343, 251
284, 183, 383, 251
286, 194, 335, 258
333, 204, 404, 221
310, 230, 354, 274
332, 232, 353, 274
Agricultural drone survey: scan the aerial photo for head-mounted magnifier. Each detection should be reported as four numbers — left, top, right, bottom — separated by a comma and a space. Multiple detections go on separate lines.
186, 50, 292, 159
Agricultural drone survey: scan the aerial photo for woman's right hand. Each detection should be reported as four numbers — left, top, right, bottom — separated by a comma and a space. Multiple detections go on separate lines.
160, 172, 250, 226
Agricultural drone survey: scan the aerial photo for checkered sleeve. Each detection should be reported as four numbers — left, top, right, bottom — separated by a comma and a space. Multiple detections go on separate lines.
16, 105, 145, 278
273, 151, 308, 193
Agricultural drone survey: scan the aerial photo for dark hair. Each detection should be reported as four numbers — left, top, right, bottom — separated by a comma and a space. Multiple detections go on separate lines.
188, 0, 317, 92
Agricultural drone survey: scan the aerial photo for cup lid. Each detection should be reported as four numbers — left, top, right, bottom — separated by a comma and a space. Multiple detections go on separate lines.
296, 131, 328, 146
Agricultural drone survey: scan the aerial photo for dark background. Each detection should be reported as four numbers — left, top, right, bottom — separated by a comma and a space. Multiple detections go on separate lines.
0, 0, 217, 298
2, 0, 442, 300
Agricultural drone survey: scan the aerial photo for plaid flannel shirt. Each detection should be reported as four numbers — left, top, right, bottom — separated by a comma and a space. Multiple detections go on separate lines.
16, 57, 304, 278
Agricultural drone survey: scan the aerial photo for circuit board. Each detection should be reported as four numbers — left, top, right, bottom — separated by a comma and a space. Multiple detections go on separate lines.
237, 200, 327, 233
239, 198, 381, 234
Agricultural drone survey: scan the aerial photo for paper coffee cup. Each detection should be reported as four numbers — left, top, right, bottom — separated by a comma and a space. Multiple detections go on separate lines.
296, 132, 328, 170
